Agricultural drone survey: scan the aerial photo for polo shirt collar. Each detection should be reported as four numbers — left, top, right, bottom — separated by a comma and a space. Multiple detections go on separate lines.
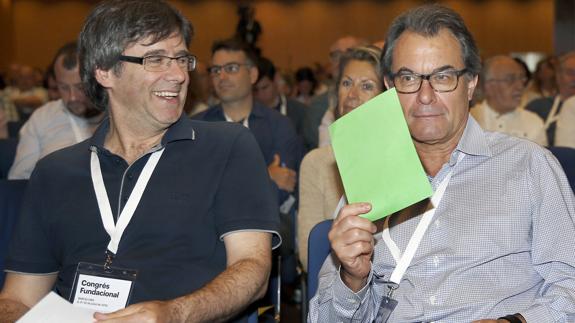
89, 114, 196, 151
210, 102, 267, 121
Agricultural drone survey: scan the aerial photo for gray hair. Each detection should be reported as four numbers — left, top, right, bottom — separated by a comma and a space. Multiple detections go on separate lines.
381, 4, 481, 80
79, 0, 193, 110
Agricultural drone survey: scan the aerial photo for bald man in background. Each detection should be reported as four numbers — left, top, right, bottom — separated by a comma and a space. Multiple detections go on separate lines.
471, 55, 547, 146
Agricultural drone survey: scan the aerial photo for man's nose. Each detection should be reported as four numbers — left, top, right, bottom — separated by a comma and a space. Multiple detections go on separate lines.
165, 60, 187, 83
417, 79, 437, 105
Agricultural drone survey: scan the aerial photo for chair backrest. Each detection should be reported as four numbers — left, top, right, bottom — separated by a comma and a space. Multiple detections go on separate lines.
307, 219, 333, 302
548, 146, 575, 192
0, 180, 28, 288
0, 138, 18, 179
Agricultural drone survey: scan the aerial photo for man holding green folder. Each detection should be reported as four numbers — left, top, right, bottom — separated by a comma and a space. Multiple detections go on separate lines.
309, 4, 575, 323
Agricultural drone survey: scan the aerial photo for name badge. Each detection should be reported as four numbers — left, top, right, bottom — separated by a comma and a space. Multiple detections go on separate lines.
69, 262, 137, 313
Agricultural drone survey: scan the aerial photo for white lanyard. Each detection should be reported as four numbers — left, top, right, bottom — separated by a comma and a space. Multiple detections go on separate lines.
279, 95, 287, 116
382, 153, 464, 285
90, 148, 165, 256
544, 96, 562, 130
224, 112, 249, 128
66, 111, 86, 143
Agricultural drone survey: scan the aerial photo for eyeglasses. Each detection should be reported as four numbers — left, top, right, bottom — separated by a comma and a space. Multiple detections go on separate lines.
392, 68, 468, 94
118, 54, 197, 72
208, 63, 251, 76
487, 75, 528, 86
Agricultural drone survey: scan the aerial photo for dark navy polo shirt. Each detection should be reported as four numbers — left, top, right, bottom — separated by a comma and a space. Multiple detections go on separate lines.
6, 115, 280, 321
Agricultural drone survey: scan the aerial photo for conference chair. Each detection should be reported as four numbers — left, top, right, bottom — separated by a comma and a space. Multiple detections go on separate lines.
306, 219, 333, 303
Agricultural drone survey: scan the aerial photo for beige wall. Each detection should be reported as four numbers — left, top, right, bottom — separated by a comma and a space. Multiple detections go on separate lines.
2, 0, 553, 73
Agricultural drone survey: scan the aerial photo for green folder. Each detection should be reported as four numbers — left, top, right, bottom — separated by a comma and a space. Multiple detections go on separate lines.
329, 88, 433, 221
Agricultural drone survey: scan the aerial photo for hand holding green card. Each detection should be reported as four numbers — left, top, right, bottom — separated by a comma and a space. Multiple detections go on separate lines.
329, 88, 433, 221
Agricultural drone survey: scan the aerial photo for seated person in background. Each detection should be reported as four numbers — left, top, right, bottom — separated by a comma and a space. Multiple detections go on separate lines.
43, 64, 61, 102
298, 45, 383, 271
521, 56, 557, 107
294, 67, 319, 106
0, 1, 280, 322
8, 42, 104, 180
194, 38, 303, 212
471, 55, 547, 146
526, 51, 575, 146
555, 95, 575, 149
310, 5, 575, 322
2, 65, 48, 122
302, 36, 365, 151
0, 109, 8, 139
254, 56, 307, 140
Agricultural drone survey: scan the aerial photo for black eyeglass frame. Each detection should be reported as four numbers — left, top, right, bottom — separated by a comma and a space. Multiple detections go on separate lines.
207, 62, 252, 76
118, 54, 197, 72
391, 68, 469, 94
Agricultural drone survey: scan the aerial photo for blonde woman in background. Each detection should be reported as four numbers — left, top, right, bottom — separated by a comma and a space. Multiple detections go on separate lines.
298, 46, 383, 270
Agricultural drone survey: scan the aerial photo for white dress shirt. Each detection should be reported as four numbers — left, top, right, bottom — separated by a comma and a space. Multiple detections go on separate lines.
471, 100, 547, 146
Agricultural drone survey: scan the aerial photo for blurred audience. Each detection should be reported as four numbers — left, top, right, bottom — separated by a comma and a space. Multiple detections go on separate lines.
294, 67, 318, 106
1, 64, 48, 122
302, 35, 366, 151
526, 51, 575, 146
556, 95, 575, 148
254, 56, 307, 139
472, 55, 547, 146
521, 56, 558, 107
8, 42, 104, 179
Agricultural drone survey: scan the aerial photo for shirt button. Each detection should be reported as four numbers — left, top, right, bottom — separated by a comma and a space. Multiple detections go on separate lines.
429, 295, 436, 304
348, 298, 357, 304
127, 173, 134, 180
433, 256, 440, 267
435, 219, 440, 227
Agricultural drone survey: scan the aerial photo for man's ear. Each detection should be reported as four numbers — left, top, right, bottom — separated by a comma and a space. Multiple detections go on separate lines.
94, 68, 114, 88
249, 65, 259, 85
467, 74, 479, 101
384, 76, 392, 90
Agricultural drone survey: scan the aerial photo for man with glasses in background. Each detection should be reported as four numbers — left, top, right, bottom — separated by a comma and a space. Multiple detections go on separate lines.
309, 4, 575, 323
195, 38, 303, 214
471, 55, 547, 146
0, 1, 279, 322
8, 42, 104, 180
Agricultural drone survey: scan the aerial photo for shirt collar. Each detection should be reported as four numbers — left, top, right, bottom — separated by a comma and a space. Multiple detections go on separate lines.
211, 101, 267, 120
89, 114, 196, 151
452, 115, 492, 163
483, 100, 518, 119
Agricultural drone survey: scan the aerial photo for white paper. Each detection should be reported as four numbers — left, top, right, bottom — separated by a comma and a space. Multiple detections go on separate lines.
17, 292, 95, 323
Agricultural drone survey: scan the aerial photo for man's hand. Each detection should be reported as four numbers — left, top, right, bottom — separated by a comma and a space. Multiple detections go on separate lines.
268, 154, 296, 192
94, 300, 183, 323
329, 202, 376, 292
